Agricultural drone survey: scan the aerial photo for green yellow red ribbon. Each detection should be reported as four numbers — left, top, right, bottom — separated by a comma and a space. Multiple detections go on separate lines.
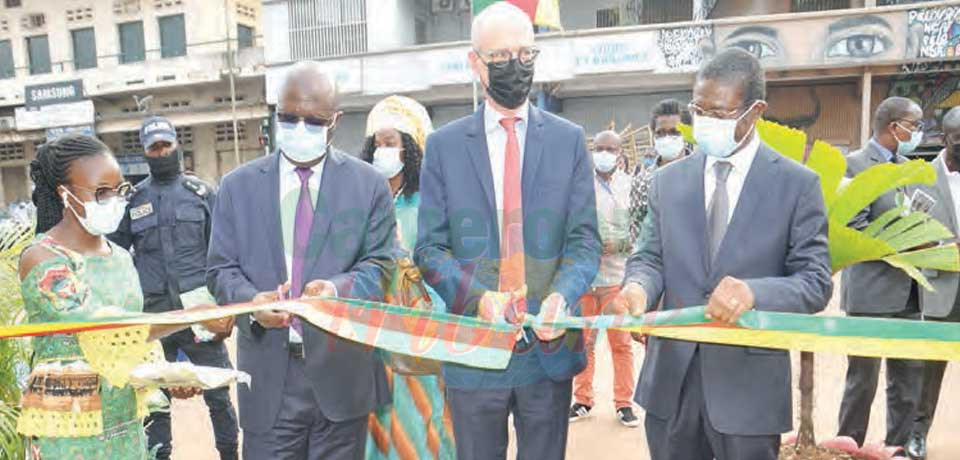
4, 299, 960, 368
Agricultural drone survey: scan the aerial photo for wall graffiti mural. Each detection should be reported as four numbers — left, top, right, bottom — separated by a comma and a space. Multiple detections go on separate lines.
657, 25, 714, 70
910, 6, 960, 58
889, 71, 960, 144
714, 12, 908, 67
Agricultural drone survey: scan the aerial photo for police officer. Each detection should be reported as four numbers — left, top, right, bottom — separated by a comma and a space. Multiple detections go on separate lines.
111, 116, 238, 460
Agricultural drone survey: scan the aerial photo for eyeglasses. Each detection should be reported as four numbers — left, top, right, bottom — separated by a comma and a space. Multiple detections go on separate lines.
894, 119, 925, 133
475, 46, 541, 68
72, 182, 134, 204
688, 102, 752, 120
277, 112, 335, 129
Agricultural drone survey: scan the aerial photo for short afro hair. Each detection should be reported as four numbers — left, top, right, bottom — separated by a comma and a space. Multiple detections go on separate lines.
696, 48, 766, 107
650, 98, 692, 131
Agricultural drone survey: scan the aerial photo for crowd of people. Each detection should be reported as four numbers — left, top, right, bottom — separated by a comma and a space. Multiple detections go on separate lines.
11, 3, 958, 460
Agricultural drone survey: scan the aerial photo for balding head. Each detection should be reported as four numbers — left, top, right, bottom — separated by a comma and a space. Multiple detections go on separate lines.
594, 130, 622, 154
278, 61, 340, 116
471, 3, 533, 50
943, 107, 960, 141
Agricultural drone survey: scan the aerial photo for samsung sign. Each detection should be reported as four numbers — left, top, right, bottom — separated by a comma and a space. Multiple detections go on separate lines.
25, 80, 84, 108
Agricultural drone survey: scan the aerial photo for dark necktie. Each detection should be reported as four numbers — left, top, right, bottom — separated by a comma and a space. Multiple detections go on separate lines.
707, 162, 733, 260
290, 167, 314, 335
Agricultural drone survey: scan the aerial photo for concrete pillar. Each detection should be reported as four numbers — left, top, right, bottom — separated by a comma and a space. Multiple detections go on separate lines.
860, 71, 873, 149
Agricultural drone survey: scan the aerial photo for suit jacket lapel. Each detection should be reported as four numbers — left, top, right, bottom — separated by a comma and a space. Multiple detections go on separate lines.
522, 106, 544, 207
260, 154, 288, 281
683, 153, 710, 275
935, 154, 958, 232
302, 149, 342, 277
713, 145, 778, 270
466, 107, 497, 221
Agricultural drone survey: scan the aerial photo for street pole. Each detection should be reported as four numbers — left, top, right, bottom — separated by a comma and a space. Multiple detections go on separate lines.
224, 0, 241, 168
861, 71, 873, 149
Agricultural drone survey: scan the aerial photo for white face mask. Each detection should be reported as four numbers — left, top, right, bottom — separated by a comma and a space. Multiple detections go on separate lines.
276, 120, 328, 163
655, 135, 685, 161
372, 147, 404, 179
61, 189, 127, 236
693, 101, 759, 158
593, 152, 618, 173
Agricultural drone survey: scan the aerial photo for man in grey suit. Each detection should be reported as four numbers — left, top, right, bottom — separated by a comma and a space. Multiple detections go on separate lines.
415, 4, 600, 459
207, 62, 395, 460
611, 48, 833, 460
904, 107, 960, 460
837, 96, 926, 450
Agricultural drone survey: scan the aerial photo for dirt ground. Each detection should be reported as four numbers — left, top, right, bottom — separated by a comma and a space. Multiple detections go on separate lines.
172, 280, 960, 459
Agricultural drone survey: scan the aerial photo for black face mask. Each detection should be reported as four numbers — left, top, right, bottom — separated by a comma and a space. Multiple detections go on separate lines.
146, 149, 182, 181
484, 58, 535, 110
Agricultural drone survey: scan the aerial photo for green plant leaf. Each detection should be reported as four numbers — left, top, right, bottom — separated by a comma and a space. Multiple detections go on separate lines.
884, 244, 960, 272
678, 123, 695, 145
829, 225, 896, 272
883, 256, 935, 291
829, 160, 936, 228
756, 119, 807, 163
864, 206, 905, 238
884, 218, 955, 253
805, 140, 847, 207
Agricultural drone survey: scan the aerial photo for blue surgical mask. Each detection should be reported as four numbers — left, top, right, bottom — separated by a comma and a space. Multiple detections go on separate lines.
276, 120, 328, 163
693, 101, 759, 158
894, 123, 923, 156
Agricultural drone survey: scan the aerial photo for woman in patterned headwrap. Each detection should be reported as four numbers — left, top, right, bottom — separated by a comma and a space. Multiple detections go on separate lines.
361, 95, 456, 460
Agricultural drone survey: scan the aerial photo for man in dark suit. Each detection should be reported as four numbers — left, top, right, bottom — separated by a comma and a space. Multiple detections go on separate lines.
905, 107, 960, 460
838, 96, 926, 450
207, 62, 395, 460
611, 48, 833, 460
415, 3, 601, 459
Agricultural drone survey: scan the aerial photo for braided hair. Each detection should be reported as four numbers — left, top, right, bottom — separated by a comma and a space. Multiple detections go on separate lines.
30, 134, 111, 234
360, 131, 421, 199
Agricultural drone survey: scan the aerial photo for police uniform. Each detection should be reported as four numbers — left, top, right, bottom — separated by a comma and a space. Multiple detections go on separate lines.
110, 172, 239, 460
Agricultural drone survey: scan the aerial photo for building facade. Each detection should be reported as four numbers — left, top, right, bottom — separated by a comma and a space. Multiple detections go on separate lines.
0, 0, 268, 204
262, 0, 960, 167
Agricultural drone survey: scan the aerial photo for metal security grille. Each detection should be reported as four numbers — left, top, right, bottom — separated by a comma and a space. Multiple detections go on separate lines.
288, 0, 367, 59
176, 126, 193, 146
0, 143, 24, 161
597, 8, 620, 28
121, 131, 143, 155
791, 0, 850, 12
216, 122, 246, 142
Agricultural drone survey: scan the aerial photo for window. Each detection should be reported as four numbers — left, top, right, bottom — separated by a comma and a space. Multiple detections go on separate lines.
72, 28, 97, 70
0, 143, 24, 161
237, 24, 254, 49
118, 21, 145, 63
640, 0, 693, 24
288, 0, 367, 59
121, 131, 143, 155
158, 14, 186, 58
596, 8, 620, 28
792, 0, 850, 12
4, 0, 21, 8
26, 35, 50, 75
216, 122, 245, 142
0, 40, 13, 79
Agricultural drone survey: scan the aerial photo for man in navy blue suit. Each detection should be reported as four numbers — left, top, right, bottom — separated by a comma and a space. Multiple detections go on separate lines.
415, 4, 601, 459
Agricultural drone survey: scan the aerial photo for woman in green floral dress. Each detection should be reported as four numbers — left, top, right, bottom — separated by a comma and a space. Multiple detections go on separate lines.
17, 135, 230, 459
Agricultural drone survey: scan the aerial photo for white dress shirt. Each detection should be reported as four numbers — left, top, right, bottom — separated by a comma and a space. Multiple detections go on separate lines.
278, 152, 325, 343
941, 154, 960, 232
484, 102, 529, 235
593, 169, 632, 287
704, 131, 761, 223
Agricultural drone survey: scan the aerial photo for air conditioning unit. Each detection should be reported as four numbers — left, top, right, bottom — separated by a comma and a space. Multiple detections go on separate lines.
432, 0, 455, 13
0, 117, 14, 131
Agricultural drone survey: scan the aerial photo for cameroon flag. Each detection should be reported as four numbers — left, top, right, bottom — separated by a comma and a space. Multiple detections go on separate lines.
472, 0, 562, 30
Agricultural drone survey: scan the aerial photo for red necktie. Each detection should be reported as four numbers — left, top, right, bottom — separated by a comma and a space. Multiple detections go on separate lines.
498, 117, 526, 319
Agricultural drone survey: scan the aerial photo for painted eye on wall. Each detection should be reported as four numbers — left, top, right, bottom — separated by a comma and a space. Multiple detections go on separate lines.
825, 34, 889, 59
730, 40, 779, 60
